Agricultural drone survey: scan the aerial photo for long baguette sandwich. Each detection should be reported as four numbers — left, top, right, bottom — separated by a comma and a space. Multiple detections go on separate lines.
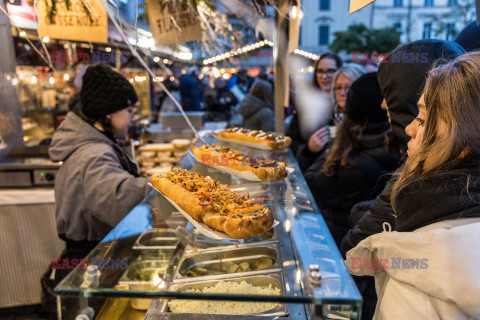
218, 128, 292, 150
192, 144, 288, 181
151, 170, 274, 239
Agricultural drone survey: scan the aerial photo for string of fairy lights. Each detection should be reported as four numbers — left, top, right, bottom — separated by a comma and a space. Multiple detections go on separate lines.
3, 3, 320, 88
202, 40, 320, 65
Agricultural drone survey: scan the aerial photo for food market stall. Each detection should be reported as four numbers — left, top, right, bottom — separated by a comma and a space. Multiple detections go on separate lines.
54, 133, 362, 320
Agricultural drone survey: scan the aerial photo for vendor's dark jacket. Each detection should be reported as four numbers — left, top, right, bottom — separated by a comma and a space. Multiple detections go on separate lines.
340, 40, 466, 257
49, 111, 149, 242
304, 121, 398, 246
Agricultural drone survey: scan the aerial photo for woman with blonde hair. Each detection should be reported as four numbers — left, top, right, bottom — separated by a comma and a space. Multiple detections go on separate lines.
346, 52, 480, 319
331, 64, 367, 124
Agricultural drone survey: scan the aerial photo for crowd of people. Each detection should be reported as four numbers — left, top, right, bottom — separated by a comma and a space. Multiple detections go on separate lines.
154, 66, 276, 127
44, 21, 480, 320
286, 26, 480, 319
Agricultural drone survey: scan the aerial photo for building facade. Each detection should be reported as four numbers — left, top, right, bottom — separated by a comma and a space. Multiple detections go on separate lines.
298, 0, 372, 54
299, 0, 475, 54
372, 0, 475, 43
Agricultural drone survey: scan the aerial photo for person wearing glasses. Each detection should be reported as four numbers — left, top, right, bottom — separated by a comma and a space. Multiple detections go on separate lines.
49, 64, 149, 262
303, 73, 397, 247
287, 53, 343, 158
313, 52, 343, 93
296, 64, 366, 172
331, 64, 367, 124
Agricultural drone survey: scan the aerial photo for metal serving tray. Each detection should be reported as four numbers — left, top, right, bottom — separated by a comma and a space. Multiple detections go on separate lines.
133, 229, 180, 260
158, 273, 288, 317
118, 260, 173, 311
174, 244, 281, 283
118, 260, 170, 286
183, 225, 278, 253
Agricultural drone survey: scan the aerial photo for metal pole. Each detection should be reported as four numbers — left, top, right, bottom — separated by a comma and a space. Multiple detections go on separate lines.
476, 0, 480, 25
0, 1, 23, 147
274, 0, 289, 134
406, 0, 413, 43
369, 1, 375, 30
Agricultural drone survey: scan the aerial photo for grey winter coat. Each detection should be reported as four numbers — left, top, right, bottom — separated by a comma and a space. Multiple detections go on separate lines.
49, 112, 149, 242
238, 94, 275, 132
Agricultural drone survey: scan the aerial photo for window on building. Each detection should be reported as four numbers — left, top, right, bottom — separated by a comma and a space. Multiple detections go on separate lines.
448, 0, 457, 6
423, 22, 432, 39
318, 25, 330, 45
446, 23, 456, 40
319, 0, 330, 11
424, 0, 434, 7
394, 0, 403, 7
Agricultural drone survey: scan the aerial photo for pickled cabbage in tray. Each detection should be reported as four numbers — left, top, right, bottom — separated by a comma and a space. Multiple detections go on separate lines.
186, 257, 275, 277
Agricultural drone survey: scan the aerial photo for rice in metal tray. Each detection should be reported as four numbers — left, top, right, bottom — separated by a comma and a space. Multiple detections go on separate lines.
167, 280, 281, 315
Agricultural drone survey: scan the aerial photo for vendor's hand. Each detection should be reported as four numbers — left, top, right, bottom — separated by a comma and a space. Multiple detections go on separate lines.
308, 127, 330, 153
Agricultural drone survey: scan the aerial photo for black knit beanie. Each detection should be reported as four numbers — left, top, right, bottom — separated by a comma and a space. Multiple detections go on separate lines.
80, 64, 138, 119
455, 21, 480, 52
345, 72, 387, 124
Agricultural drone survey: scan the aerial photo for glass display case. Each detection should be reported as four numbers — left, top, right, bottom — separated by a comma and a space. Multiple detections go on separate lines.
54, 134, 362, 320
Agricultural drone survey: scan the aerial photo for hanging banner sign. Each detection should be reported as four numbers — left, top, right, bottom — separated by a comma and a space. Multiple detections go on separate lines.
37, 0, 107, 43
146, 0, 202, 46
349, 0, 376, 14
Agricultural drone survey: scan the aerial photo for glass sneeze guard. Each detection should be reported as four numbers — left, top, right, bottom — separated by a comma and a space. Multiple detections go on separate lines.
54, 134, 362, 318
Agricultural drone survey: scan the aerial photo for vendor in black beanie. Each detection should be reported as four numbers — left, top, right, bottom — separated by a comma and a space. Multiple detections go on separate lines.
303, 72, 398, 247
79, 64, 139, 141
81, 64, 138, 120
49, 64, 149, 264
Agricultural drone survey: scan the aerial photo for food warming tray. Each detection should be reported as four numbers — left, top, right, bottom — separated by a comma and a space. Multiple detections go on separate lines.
155, 273, 288, 317
173, 244, 281, 282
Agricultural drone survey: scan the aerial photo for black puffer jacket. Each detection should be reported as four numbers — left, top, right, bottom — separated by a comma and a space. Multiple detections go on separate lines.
340, 40, 466, 257
304, 122, 398, 247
